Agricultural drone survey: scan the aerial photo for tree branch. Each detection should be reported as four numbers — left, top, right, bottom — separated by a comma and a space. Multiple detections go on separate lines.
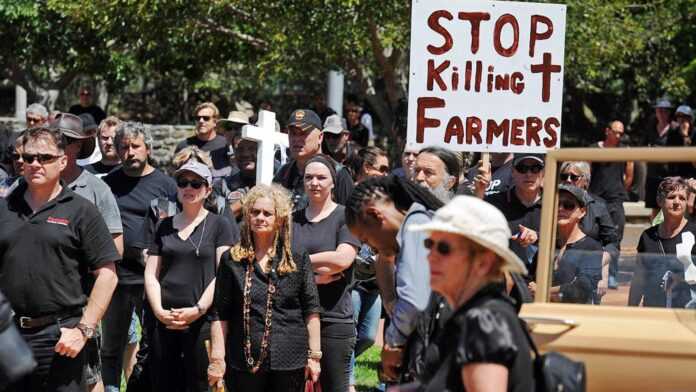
194, 17, 268, 50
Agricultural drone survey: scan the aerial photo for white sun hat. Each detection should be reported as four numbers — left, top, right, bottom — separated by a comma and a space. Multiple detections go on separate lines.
409, 195, 528, 275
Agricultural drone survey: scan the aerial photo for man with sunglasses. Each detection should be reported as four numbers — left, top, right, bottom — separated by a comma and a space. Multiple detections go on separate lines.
25, 103, 49, 128
102, 122, 177, 392
0, 127, 119, 391
485, 153, 545, 275
322, 114, 357, 165
175, 102, 231, 180
69, 86, 106, 126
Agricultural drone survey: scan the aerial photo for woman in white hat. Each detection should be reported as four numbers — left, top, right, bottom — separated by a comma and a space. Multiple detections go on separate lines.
407, 195, 533, 392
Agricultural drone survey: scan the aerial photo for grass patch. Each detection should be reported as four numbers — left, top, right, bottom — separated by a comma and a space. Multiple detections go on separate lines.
354, 346, 382, 392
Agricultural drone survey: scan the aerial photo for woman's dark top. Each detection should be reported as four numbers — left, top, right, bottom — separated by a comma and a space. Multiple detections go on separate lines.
214, 249, 320, 371
148, 213, 235, 310
629, 221, 696, 308
419, 284, 534, 392
553, 235, 603, 304
292, 205, 360, 323
580, 193, 619, 262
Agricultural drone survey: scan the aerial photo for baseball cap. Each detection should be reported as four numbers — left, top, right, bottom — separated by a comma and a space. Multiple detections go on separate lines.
175, 160, 212, 186
675, 105, 693, 118
78, 113, 98, 133
322, 114, 348, 135
409, 195, 528, 275
287, 109, 322, 132
654, 97, 674, 109
558, 184, 588, 207
512, 153, 545, 167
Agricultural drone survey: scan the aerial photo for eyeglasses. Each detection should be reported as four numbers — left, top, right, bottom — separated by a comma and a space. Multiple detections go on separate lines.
368, 163, 390, 174
21, 153, 63, 164
65, 136, 82, 145
26, 117, 43, 125
176, 178, 206, 189
196, 115, 212, 122
514, 164, 543, 174
11, 153, 22, 161
560, 173, 582, 182
423, 238, 453, 256
558, 200, 579, 211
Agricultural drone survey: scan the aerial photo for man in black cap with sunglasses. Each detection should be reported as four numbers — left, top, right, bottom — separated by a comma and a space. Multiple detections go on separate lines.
0, 127, 119, 391
485, 153, 545, 274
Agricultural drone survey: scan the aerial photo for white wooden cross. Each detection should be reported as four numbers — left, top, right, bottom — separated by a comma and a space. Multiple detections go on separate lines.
242, 110, 289, 185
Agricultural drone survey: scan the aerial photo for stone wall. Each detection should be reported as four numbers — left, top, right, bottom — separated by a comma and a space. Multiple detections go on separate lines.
0, 117, 194, 169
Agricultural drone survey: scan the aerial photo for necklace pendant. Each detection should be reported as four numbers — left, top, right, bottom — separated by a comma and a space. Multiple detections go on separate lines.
195, 249, 199, 256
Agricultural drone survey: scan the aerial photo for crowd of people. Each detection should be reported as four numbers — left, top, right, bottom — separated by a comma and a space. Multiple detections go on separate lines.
0, 90, 695, 392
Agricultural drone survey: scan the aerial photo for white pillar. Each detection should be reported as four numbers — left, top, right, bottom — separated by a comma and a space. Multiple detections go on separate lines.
15, 85, 27, 120
327, 70, 344, 116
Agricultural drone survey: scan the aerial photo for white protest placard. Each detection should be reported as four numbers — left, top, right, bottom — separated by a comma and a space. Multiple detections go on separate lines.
242, 110, 289, 185
407, 0, 566, 153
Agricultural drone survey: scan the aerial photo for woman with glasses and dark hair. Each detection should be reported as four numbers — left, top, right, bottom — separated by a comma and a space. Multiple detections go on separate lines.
629, 177, 696, 308
144, 161, 237, 391
208, 184, 321, 391
560, 161, 620, 295
0, 132, 25, 198
292, 154, 360, 391
347, 146, 390, 182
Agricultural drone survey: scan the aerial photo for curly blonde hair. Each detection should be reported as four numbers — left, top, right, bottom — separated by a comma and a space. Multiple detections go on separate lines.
230, 184, 297, 275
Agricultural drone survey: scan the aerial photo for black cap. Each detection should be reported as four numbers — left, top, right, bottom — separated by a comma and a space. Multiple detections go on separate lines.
512, 153, 545, 167
287, 109, 322, 132
559, 183, 588, 207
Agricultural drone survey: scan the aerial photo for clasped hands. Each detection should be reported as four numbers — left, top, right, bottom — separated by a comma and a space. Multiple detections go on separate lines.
156, 306, 201, 330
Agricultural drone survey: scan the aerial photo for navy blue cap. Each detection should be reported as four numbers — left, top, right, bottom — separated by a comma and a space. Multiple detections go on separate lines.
287, 109, 322, 132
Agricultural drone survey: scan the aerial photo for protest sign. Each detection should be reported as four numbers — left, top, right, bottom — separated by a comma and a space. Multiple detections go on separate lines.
407, 0, 567, 153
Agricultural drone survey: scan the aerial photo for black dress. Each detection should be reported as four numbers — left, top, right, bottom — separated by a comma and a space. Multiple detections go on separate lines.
418, 284, 534, 392
553, 236, 603, 304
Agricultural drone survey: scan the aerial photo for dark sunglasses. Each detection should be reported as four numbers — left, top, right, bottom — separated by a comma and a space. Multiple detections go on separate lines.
370, 164, 390, 174
196, 115, 212, 122
176, 178, 206, 189
423, 238, 452, 256
65, 136, 82, 145
11, 153, 21, 161
514, 164, 543, 174
21, 153, 62, 164
560, 173, 582, 182
558, 199, 579, 211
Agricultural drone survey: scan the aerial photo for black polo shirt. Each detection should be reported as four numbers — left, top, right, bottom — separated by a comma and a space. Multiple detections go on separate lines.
485, 187, 542, 271
0, 182, 119, 317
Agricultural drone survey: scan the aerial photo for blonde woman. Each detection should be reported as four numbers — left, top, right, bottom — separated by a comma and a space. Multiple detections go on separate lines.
208, 185, 321, 391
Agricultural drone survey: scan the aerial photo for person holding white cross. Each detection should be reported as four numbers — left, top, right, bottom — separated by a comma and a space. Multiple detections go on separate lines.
274, 109, 354, 212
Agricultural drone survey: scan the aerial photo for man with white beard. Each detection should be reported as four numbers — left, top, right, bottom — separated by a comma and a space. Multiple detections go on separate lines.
412, 147, 460, 202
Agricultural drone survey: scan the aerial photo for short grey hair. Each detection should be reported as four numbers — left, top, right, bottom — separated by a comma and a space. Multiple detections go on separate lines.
114, 121, 154, 151
560, 161, 591, 183
26, 103, 48, 118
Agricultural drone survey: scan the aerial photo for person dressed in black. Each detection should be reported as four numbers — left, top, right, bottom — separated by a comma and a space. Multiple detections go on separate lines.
68, 86, 106, 126
629, 177, 696, 308
175, 102, 231, 180
406, 195, 533, 392
536, 185, 603, 304
0, 127, 119, 391
208, 184, 321, 391
144, 161, 236, 391
292, 155, 360, 392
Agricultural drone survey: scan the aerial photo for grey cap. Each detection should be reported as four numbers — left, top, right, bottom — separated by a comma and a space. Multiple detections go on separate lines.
675, 105, 693, 118
512, 153, 545, 167
559, 183, 588, 207
322, 114, 348, 135
78, 113, 98, 132
654, 97, 674, 109
26, 103, 48, 118
175, 160, 212, 186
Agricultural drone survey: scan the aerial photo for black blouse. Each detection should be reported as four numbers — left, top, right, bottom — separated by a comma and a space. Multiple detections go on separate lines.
553, 236, 603, 304
419, 284, 534, 392
214, 248, 320, 371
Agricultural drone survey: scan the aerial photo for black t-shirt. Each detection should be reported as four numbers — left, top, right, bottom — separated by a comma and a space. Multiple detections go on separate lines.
553, 236, 603, 304
631, 222, 696, 308
104, 168, 177, 284
485, 188, 542, 273
175, 135, 231, 179
461, 160, 513, 197
214, 249, 320, 370
274, 159, 354, 212
84, 161, 120, 178
588, 144, 628, 203
347, 123, 369, 148
0, 183, 120, 316
149, 213, 235, 309
420, 284, 534, 392
68, 104, 107, 125
292, 205, 360, 323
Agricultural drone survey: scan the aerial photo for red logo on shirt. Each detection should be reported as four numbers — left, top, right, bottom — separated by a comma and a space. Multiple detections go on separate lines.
47, 216, 70, 226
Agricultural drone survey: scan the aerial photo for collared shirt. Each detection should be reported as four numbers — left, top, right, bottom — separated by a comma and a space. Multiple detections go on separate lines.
0, 182, 119, 317
385, 202, 432, 347
68, 169, 123, 234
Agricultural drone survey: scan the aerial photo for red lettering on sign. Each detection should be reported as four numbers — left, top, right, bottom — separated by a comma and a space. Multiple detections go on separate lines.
510, 119, 525, 145
510, 72, 525, 94
427, 59, 450, 91
493, 14, 519, 57
466, 116, 483, 144
457, 12, 491, 54
486, 119, 510, 146
427, 10, 454, 55
416, 97, 446, 143
531, 52, 561, 102
543, 117, 560, 147
444, 116, 464, 144
530, 15, 553, 57
526, 117, 543, 146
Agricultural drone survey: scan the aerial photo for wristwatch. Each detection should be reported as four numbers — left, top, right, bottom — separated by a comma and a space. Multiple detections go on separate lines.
194, 303, 204, 314
76, 323, 96, 339
308, 350, 323, 360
